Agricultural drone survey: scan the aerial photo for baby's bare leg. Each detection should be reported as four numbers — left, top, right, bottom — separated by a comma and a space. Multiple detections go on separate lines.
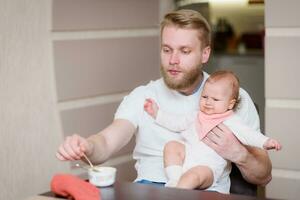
176, 165, 213, 190
164, 141, 185, 166
164, 141, 185, 187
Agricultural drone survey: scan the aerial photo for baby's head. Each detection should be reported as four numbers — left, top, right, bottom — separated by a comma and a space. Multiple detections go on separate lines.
200, 70, 240, 115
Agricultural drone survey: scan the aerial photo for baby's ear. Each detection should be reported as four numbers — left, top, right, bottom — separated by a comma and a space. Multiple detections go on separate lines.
228, 99, 236, 110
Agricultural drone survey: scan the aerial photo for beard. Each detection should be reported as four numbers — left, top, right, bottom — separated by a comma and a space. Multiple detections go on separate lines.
160, 64, 202, 91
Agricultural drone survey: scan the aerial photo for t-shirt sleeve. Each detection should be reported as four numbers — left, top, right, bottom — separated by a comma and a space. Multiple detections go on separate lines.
114, 86, 145, 128
235, 88, 260, 131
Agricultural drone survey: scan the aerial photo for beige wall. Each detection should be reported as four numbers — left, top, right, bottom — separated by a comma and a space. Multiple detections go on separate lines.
265, 0, 300, 199
0, 0, 174, 199
0, 1, 68, 199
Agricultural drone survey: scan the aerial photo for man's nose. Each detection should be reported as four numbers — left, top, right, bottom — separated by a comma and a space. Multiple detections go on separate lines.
169, 52, 179, 65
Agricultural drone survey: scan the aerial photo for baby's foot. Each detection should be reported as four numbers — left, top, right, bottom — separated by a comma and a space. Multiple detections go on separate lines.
165, 179, 178, 188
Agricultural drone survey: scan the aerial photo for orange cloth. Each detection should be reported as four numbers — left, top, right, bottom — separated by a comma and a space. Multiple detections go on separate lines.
195, 110, 234, 140
51, 174, 100, 200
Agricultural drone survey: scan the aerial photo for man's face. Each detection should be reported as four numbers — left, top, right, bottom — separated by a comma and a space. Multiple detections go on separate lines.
160, 25, 210, 92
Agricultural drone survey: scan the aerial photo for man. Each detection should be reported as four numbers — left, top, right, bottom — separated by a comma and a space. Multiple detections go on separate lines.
56, 9, 271, 189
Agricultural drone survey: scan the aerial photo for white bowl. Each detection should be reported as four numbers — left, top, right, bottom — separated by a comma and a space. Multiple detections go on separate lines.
88, 166, 117, 187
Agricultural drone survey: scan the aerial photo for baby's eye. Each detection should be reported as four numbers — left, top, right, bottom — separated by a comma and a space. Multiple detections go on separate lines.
213, 98, 220, 101
202, 95, 208, 99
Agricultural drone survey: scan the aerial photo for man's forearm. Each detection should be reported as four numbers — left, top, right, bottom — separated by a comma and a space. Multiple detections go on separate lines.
86, 119, 136, 165
86, 133, 111, 164
235, 146, 272, 186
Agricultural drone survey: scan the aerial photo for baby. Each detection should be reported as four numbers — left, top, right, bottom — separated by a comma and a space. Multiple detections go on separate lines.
144, 70, 281, 193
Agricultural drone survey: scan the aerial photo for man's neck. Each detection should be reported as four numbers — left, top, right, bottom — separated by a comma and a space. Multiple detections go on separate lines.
179, 72, 203, 96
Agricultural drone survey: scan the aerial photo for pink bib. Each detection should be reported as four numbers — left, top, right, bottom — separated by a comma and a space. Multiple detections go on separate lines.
195, 110, 234, 140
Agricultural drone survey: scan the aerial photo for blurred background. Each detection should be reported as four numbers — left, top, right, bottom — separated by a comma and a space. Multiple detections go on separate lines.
177, 0, 265, 53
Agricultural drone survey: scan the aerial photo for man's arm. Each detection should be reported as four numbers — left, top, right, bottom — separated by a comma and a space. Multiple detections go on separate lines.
87, 119, 136, 164
56, 119, 136, 165
236, 145, 272, 185
202, 123, 272, 185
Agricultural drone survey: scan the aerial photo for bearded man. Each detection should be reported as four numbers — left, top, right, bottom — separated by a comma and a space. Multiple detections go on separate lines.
56, 9, 271, 192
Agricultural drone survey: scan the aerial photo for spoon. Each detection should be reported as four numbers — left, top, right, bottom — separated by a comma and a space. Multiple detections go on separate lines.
82, 153, 94, 168
82, 153, 101, 172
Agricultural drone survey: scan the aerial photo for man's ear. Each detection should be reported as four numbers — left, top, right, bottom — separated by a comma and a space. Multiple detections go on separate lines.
201, 46, 211, 64
228, 99, 236, 110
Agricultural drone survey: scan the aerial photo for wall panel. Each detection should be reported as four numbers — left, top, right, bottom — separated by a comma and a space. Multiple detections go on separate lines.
265, 37, 300, 99
61, 103, 119, 136
266, 108, 300, 170
265, 0, 300, 199
54, 37, 160, 101
60, 102, 135, 157
53, 0, 159, 31
266, 176, 300, 200
265, 0, 300, 27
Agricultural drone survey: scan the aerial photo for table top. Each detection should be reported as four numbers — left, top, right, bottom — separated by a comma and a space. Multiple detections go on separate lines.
35, 181, 279, 200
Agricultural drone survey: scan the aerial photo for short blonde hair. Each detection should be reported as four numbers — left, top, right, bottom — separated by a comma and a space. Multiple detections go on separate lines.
161, 9, 211, 47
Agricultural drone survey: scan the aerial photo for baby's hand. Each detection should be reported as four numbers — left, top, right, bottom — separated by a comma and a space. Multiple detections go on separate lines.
263, 138, 282, 151
144, 98, 159, 119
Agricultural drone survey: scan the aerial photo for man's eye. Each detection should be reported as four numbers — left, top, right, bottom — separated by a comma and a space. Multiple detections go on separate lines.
182, 49, 191, 54
162, 48, 170, 53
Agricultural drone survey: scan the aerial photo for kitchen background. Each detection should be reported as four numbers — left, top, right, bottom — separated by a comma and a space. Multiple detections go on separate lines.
0, 0, 299, 199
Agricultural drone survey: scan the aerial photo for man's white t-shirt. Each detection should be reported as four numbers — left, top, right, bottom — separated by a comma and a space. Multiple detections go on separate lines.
114, 72, 260, 184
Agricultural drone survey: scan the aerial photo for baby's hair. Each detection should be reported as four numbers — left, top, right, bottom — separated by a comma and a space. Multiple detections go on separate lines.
207, 70, 240, 110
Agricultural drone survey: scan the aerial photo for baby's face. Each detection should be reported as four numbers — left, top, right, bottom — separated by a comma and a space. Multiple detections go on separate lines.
200, 80, 235, 115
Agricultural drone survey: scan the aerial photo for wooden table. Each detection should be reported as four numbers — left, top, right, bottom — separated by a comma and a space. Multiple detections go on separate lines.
31, 181, 279, 200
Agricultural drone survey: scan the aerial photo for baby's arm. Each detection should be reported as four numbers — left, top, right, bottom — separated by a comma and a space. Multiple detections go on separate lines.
143, 98, 196, 132
225, 115, 282, 151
